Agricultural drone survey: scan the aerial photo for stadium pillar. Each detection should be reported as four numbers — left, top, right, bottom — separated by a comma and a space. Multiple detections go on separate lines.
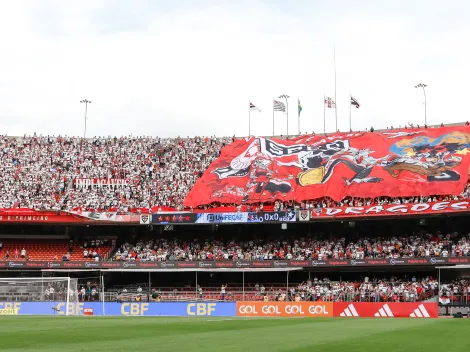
242, 271, 245, 302
195, 271, 198, 300
438, 268, 441, 298
100, 271, 105, 316
286, 271, 289, 299
148, 272, 151, 301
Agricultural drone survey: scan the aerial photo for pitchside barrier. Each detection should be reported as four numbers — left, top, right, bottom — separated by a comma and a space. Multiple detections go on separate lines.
0, 301, 438, 318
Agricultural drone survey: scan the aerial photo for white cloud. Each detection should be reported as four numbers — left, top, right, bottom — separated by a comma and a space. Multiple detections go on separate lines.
0, 0, 469, 138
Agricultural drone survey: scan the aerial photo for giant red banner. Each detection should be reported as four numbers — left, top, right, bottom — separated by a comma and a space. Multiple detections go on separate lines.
184, 127, 470, 207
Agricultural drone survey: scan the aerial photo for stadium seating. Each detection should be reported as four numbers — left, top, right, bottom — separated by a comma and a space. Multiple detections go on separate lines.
111, 231, 470, 262
0, 239, 112, 261
111, 276, 448, 303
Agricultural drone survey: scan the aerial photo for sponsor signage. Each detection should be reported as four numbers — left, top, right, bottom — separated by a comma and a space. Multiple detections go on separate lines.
0, 257, 466, 270
236, 302, 333, 317
334, 302, 437, 318
310, 200, 470, 219
151, 211, 296, 225
196, 212, 248, 224
0, 302, 235, 316
0, 301, 437, 318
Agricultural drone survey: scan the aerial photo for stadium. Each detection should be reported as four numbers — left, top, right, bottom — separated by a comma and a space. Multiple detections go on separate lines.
2, 1, 470, 351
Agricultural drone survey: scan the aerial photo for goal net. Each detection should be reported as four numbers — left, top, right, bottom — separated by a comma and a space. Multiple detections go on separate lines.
0, 277, 79, 315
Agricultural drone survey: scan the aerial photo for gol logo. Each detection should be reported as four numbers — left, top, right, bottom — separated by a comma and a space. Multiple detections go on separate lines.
236, 302, 333, 317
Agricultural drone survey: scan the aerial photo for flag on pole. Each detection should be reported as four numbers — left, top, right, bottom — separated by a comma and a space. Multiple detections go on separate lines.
273, 99, 286, 112
351, 96, 360, 108
324, 96, 336, 108
298, 98, 302, 117
250, 102, 261, 112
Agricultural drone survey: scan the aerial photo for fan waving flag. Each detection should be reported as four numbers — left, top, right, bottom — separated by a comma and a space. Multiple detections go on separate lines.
351, 96, 360, 108
250, 102, 261, 112
298, 99, 302, 117
273, 99, 286, 112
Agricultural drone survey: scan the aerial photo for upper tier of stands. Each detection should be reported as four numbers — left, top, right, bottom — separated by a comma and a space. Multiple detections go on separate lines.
1, 125, 469, 212
0, 135, 231, 211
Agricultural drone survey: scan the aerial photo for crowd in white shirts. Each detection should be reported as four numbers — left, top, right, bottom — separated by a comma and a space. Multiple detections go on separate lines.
0, 134, 231, 211
112, 231, 470, 262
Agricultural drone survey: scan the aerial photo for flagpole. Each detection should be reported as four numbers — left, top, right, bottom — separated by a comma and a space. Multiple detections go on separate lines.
323, 96, 326, 134
334, 44, 338, 132
249, 100, 251, 136
272, 100, 275, 136
286, 99, 289, 136
349, 94, 352, 131
298, 97, 301, 135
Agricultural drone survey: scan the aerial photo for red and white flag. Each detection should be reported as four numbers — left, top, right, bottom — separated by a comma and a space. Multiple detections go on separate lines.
250, 102, 261, 112
351, 96, 360, 108
324, 96, 336, 108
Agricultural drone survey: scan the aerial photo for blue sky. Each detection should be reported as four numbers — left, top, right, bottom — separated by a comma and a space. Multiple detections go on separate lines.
0, 0, 468, 138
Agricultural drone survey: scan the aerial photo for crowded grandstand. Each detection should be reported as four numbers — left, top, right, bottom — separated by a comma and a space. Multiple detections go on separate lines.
1, 124, 470, 317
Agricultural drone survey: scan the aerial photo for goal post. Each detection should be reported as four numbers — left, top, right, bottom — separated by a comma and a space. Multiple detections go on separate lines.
0, 277, 78, 315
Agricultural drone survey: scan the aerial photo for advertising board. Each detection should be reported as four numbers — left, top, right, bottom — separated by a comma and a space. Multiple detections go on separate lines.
0, 301, 438, 318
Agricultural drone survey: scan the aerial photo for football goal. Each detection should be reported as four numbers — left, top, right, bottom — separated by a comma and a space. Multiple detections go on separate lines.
0, 277, 79, 315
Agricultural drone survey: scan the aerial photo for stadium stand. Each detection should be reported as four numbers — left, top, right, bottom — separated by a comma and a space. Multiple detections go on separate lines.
111, 231, 470, 262
110, 276, 448, 303
1, 131, 470, 212
0, 239, 113, 261
0, 135, 231, 211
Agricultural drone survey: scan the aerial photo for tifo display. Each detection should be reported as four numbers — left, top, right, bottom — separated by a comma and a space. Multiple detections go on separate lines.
1, 125, 470, 218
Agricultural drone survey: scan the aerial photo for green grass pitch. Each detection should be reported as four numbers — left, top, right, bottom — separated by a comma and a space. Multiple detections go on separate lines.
0, 316, 468, 351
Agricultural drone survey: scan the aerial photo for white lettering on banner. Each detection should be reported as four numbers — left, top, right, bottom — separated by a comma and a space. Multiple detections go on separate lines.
387, 205, 408, 213
262, 306, 280, 314
431, 202, 449, 211
451, 202, 468, 210
238, 304, 330, 316
365, 206, 384, 214
410, 204, 430, 212
344, 207, 364, 214
312, 201, 470, 218
325, 208, 342, 216
74, 178, 131, 191
239, 305, 258, 314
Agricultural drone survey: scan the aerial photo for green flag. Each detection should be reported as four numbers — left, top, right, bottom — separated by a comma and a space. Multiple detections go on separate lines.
298, 98, 302, 117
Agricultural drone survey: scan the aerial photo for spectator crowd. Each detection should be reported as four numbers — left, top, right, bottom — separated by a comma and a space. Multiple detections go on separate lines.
112, 231, 470, 262
273, 276, 439, 302
0, 134, 231, 211
1, 133, 470, 212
